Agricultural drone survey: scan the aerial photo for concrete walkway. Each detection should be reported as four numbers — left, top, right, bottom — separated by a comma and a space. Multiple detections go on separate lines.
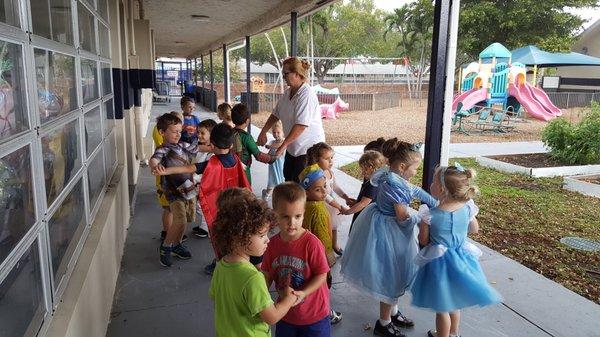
106, 100, 599, 337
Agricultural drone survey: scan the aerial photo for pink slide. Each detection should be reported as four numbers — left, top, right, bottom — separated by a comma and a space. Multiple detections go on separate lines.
526, 84, 562, 117
508, 84, 555, 121
452, 87, 487, 112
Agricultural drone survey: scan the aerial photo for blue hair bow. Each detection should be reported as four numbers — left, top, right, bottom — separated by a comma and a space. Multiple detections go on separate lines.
454, 162, 465, 172
410, 142, 423, 152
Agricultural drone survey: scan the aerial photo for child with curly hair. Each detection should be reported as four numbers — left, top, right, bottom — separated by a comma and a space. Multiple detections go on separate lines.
210, 188, 298, 337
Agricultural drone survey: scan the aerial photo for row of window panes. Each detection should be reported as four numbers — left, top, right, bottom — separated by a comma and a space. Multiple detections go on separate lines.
1, 1, 109, 54
1, 100, 116, 262
0, 41, 116, 336
0, 0, 116, 331
1, 39, 112, 144
0, 128, 117, 337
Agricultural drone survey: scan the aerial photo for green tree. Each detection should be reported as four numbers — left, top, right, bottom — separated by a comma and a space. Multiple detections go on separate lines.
234, 0, 401, 84
384, 0, 434, 94
195, 49, 242, 83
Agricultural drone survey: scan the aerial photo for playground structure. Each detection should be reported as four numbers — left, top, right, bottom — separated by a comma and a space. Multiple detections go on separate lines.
453, 43, 562, 121
319, 97, 349, 119
311, 85, 350, 119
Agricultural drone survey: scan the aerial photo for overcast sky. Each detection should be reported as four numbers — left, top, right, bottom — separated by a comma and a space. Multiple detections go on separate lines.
372, 0, 600, 30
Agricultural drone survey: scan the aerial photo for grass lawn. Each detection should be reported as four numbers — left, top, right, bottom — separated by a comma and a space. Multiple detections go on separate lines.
340, 158, 600, 304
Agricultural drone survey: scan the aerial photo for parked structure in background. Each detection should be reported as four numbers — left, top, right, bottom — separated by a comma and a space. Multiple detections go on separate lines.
236, 58, 424, 85
556, 18, 600, 92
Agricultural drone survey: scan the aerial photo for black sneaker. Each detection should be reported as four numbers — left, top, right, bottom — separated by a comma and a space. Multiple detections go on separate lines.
373, 320, 406, 337
204, 260, 217, 275
192, 226, 208, 238
172, 243, 192, 259
181, 234, 188, 242
330, 309, 343, 324
159, 245, 173, 267
391, 312, 414, 328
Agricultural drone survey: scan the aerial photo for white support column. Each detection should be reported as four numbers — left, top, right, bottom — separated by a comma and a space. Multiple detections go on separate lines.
439, 0, 460, 166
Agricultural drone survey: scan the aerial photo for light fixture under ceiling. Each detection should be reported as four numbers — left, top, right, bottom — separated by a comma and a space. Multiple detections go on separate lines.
191, 14, 211, 22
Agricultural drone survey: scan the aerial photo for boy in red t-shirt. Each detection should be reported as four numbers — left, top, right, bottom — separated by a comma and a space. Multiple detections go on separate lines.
262, 182, 331, 336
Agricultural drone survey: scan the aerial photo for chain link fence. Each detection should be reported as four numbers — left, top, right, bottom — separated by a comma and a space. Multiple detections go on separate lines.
239, 90, 598, 114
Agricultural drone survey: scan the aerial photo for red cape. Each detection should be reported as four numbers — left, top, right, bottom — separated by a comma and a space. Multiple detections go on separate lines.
198, 155, 251, 256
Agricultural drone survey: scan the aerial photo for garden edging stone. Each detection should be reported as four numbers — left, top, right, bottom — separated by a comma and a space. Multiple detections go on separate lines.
476, 156, 600, 177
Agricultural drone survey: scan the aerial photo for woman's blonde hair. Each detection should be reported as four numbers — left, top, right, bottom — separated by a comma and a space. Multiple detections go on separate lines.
436, 165, 479, 201
282, 57, 311, 81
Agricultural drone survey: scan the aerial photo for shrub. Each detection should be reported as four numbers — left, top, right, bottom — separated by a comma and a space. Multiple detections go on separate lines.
541, 102, 600, 165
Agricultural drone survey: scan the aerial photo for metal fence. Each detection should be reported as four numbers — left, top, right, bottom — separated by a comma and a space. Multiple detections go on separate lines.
245, 92, 401, 112
547, 92, 598, 109
399, 91, 429, 108
239, 90, 598, 113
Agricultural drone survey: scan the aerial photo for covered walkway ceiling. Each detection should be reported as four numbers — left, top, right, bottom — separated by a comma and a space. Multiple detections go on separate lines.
145, 0, 336, 59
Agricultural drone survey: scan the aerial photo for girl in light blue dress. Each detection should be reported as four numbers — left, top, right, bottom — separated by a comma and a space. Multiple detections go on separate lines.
341, 139, 438, 337
262, 121, 285, 200
411, 164, 501, 337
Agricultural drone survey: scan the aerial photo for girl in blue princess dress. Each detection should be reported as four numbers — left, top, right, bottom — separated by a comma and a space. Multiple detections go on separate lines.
411, 164, 501, 337
341, 138, 438, 337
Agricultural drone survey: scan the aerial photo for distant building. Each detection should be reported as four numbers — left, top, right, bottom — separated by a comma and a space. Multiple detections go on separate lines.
556, 19, 600, 92
238, 59, 422, 84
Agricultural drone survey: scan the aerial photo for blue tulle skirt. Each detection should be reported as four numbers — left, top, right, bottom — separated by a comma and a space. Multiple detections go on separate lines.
340, 204, 419, 304
267, 156, 284, 188
411, 246, 502, 312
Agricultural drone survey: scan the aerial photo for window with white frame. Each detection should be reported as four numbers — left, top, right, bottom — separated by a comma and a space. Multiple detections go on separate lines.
0, 1, 115, 336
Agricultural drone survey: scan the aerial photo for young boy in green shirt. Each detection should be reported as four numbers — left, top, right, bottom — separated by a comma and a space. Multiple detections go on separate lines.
209, 188, 298, 337
231, 103, 276, 183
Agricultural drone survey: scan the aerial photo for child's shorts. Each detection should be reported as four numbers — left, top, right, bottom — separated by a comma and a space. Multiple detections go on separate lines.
170, 199, 196, 225
275, 316, 330, 337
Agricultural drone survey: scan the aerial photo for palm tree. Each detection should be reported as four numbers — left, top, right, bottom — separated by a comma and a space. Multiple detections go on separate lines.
385, 1, 434, 97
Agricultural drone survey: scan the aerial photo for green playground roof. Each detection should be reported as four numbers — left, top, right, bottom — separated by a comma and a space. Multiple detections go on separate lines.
511, 45, 600, 67
479, 43, 512, 59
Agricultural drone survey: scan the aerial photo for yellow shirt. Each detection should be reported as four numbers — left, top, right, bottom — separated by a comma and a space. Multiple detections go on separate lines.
153, 125, 163, 188
303, 201, 333, 256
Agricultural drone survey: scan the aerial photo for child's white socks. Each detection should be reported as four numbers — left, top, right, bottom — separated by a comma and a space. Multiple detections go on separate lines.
378, 319, 391, 326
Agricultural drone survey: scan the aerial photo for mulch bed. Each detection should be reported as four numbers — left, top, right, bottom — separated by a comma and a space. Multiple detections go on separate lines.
580, 176, 600, 184
490, 153, 574, 168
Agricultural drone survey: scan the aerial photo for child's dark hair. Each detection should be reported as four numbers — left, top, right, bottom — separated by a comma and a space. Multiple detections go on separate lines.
213, 188, 274, 256
231, 103, 250, 126
156, 113, 182, 132
381, 138, 420, 164
436, 166, 479, 201
210, 123, 235, 149
198, 119, 217, 132
272, 182, 306, 209
364, 137, 385, 152
180, 96, 195, 108
306, 142, 333, 165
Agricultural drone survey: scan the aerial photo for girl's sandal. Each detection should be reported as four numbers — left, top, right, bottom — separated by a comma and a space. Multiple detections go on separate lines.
427, 331, 437, 337
333, 247, 344, 256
